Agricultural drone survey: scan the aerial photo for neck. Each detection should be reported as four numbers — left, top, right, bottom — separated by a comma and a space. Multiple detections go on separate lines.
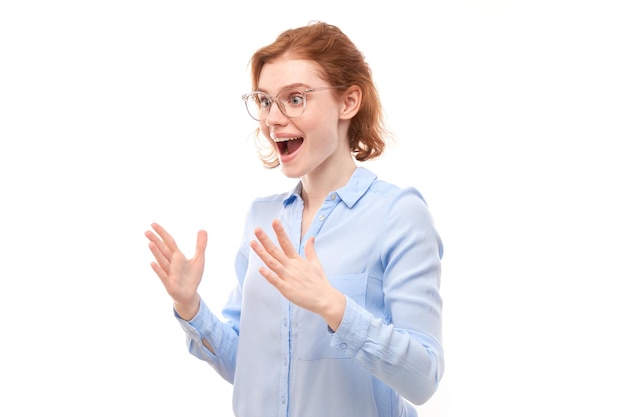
301, 161, 357, 208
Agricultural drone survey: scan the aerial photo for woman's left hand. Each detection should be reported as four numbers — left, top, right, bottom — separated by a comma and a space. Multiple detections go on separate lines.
250, 219, 346, 330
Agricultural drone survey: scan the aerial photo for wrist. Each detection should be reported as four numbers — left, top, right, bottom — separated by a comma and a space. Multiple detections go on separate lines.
323, 291, 346, 332
174, 294, 201, 321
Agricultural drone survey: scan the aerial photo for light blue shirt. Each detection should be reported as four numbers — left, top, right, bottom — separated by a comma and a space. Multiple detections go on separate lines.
176, 167, 444, 417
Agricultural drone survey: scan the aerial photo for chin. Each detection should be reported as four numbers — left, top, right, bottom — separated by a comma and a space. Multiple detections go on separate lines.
280, 167, 301, 179
279, 163, 306, 180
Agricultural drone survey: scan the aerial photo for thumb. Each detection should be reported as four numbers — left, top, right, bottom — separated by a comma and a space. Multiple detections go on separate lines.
303, 236, 319, 263
194, 230, 208, 259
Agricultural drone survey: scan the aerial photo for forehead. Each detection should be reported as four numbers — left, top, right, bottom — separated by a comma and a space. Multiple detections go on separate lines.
258, 58, 326, 93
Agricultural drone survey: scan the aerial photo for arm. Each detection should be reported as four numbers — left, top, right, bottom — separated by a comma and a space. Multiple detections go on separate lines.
249, 189, 444, 404
145, 222, 242, 383
176, 290, 241, 383
331, 188, 444, 405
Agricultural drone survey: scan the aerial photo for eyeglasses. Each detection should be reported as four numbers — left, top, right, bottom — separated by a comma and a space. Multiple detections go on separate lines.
242, 86, 345, 121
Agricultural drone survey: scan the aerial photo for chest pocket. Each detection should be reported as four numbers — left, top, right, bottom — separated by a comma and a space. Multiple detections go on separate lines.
294, 272, 368, 360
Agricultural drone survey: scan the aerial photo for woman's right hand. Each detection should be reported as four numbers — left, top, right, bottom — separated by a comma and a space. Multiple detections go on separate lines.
145, 223, 208, 320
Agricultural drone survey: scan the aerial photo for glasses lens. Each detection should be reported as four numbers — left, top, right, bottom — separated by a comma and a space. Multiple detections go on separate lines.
244, 93, 269, 121
277, 89, 306, 118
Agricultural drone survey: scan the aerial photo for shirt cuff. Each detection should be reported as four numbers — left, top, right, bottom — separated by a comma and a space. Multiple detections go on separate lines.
175, 299, 219, 342
330, 296, 371, 357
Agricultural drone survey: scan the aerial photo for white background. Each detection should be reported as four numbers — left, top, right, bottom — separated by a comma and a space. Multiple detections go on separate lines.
1, 1, 624, 416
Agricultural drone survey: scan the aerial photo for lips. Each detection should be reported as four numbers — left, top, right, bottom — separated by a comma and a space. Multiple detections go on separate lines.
274, 137, 304, 155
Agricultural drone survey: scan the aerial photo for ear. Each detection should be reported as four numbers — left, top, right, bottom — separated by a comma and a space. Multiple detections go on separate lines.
338, 85, 362, 120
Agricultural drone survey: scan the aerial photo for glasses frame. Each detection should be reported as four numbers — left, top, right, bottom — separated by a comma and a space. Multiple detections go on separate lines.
241, 85, 346, 121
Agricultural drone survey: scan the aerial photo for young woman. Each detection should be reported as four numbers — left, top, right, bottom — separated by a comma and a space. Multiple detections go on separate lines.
146, 21, 444, 417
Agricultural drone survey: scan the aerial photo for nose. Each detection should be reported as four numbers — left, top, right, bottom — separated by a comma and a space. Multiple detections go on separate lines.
264, 99, 287, 126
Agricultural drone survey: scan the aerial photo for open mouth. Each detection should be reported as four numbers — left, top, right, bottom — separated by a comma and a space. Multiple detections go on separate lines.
275, 137, 304, 155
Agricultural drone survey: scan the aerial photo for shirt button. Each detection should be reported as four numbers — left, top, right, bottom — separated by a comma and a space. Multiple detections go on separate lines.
283, 357, 288, 365
281, 395, 286, 404
340, 343, 347, 350
330, 194, 337, 200
318, 214, 325, 221
282, 318, 287, 327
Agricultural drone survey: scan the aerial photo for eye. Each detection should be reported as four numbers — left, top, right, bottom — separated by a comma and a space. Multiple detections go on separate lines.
257, 94, 272, 109
283, 91, 305, 107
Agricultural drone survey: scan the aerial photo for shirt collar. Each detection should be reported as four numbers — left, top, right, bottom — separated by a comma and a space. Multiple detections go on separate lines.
282, 166, 377, 208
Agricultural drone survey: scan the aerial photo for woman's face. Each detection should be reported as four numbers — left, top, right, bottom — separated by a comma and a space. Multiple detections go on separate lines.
257, 57, 351, 180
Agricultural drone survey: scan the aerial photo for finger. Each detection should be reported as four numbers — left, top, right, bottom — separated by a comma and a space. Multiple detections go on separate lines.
250, 237, 285, 274
148, 241, 171, 274
259, 267, 293, 299
253, 226, 289, 265
303, 236, 319, 263
151, 223, 181, 253
150, 261, 170, 284
271, 219, 298, 258
145, 230, 172, 261
258, 265, 283, 289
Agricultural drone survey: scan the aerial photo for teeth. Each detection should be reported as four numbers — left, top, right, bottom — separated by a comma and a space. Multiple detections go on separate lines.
273, 137, 300, 143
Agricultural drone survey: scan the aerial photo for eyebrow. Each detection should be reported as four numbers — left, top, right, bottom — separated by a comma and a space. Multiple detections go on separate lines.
256, 83, 310, 94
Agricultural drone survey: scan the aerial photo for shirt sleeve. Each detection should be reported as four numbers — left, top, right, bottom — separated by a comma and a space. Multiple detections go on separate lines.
175, 292, 241, 384
329, 187, 444, 405
174, 237, 249, 385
